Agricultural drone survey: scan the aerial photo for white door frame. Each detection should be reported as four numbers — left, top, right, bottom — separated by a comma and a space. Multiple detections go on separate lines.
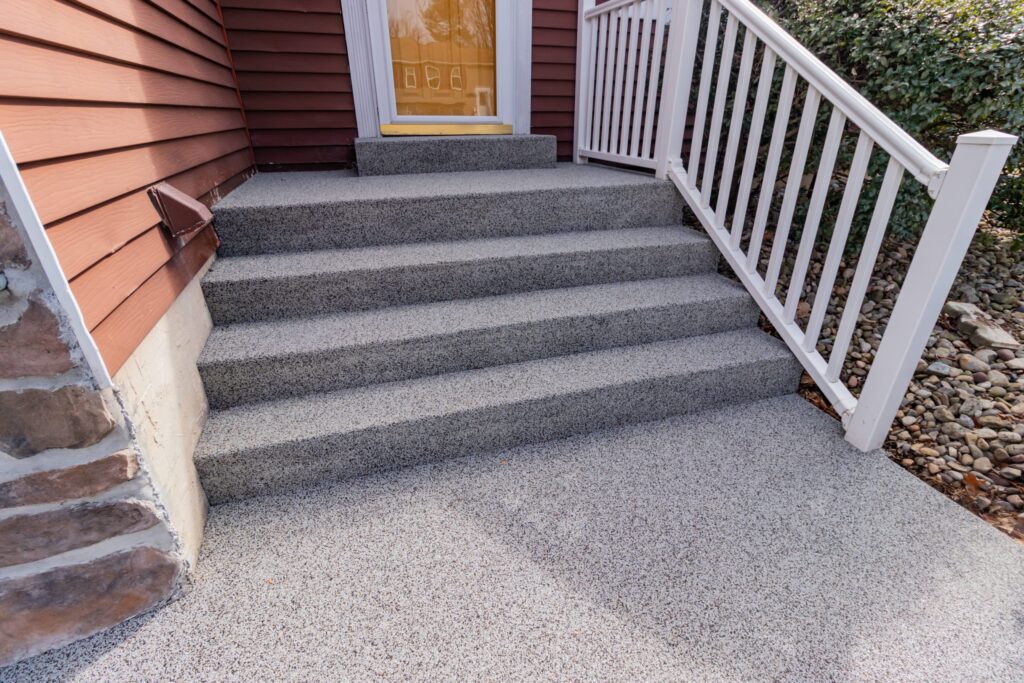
341, 0, 532, 136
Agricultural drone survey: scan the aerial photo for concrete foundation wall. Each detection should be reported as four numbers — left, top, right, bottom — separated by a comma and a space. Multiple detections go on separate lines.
113, 258, 214, 567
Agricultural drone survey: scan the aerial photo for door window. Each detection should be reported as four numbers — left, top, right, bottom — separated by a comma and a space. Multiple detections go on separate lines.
386, 0, 497, 117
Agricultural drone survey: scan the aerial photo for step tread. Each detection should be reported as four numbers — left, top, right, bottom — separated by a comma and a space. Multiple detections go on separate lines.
196, 328, 793, 460
200, 275, 751, 365
204, 226, 707, 284
214, 163, 672, 211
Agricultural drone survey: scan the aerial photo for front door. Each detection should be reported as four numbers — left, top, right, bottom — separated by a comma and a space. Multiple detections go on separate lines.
366, 0, 515, 135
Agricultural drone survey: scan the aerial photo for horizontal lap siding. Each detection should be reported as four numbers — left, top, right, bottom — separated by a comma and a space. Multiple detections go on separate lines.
0, 0, 254, 374
533, 1, 578, 160
224, 3, 356, 169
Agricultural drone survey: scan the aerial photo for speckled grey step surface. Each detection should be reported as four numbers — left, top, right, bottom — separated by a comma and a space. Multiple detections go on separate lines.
355, 135, 556, 175
199, 275, 760, 408
212, 164, 685, 255
14, 395, 1024, 682
203, 226, 714, 325
196, 328, 801, 503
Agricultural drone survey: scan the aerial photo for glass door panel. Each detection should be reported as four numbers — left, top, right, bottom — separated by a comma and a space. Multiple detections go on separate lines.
386, 0, 497, 118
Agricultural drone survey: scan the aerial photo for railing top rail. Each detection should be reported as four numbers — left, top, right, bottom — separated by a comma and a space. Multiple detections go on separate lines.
583, 0, 641, 20
719, 0, 949, 192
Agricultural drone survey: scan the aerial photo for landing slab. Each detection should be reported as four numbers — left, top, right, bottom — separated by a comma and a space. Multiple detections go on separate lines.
8, 396, 1023, 681
213, 162, 671, 209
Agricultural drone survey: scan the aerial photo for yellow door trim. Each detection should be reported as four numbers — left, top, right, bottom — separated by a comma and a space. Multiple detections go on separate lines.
380, 124, 513, 136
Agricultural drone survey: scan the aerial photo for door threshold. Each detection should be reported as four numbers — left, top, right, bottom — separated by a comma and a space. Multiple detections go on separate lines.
380, 124, 514, 136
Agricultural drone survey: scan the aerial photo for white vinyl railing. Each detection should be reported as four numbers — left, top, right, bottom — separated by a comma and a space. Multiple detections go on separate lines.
574, 0, 1017, 451
574, 0, 672, 168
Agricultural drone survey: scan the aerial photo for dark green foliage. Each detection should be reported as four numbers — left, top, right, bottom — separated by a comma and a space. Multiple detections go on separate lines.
759, 0, 1023, 239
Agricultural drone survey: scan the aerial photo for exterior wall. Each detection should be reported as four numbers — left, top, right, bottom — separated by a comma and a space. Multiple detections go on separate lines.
0, 0, 254, 375
223, 0, 358, 169
224, 1, 578, 167
532, 1, 579, 160
0, 173, 183, 667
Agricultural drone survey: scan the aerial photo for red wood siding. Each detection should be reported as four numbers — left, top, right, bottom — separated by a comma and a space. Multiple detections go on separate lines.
532, 1, 578, 159
222, 0, 358, 169
0, 0, 254, 374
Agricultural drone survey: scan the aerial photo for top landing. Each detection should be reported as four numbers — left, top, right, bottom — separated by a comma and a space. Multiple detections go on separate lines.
354, 134, 557, 176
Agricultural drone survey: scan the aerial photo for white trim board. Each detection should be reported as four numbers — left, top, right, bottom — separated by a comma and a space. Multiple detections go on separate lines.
340, 0, 381, 138
0, 131, 112, 387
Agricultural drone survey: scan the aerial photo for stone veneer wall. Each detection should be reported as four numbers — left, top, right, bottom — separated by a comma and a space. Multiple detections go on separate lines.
0, 182, 185, 665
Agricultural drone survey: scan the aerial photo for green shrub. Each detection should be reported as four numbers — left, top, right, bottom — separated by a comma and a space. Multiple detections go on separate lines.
759, 0, 1023, 240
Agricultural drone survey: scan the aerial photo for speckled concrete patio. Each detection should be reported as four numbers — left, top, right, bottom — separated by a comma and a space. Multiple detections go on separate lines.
7, 395, 1024, 682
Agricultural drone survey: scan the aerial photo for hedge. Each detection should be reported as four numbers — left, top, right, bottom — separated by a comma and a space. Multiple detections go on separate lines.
758, 0, 1023, 241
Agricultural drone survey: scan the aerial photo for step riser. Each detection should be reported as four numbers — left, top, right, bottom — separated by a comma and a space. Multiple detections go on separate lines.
204, 241, 717, 325
199, 356, 801, 503
200, 296, 760, 409
355, 135, 557, 176
213, 184, 685, 256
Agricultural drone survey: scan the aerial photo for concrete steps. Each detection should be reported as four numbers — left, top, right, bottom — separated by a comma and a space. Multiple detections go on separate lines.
210, 164, 686, 256
354, 135, 556, 175
199, 275, 760, 409
197, 163, 799, 503
195, 329, 801, 503
202, 226, 716, 325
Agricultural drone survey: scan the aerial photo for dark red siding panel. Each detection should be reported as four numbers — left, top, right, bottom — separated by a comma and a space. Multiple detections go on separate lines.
224, 2, 357, 169
532, 1, 579, 160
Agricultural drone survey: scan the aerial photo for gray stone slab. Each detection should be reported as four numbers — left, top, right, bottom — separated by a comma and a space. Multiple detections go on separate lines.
203, 226, 716, 324
9, 395, 1023, 681
355, 135, 557, 175
199, 275, 760, 408
195, 328, 800, 502
212, 164, 685, 255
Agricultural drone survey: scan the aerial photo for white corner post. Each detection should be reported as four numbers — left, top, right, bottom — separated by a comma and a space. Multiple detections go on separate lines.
653, 0, 703, 179
573, 0, 597, 164
845, 130, 1018, 451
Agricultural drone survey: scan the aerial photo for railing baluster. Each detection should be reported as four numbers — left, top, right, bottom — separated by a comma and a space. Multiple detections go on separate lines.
826, 158, 904, 382
630, 0, 654, 157
641, 0, 667, 159
745, 64, 797, 272
600, 11, 618, 152
783, 108, 846, 320
619, 2, 642, 155
609, 7, 630, 155
730, 47, 776, 248
714, 28, 757, 229
699, 13, 739, 208
763, 85, 821, 295
686, 0, 722, 188
802, 131, 874, 353
591, 13, 608, 151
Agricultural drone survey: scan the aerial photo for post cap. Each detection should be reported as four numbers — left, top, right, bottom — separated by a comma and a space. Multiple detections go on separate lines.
956, 130, 1018, 146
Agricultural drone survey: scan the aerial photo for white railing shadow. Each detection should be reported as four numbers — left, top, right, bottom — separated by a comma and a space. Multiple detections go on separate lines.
574, 0, 1017, 451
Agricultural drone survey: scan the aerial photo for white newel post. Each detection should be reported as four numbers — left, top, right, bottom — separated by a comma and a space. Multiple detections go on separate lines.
573, 0, 597, 164
845, 130, 1018, 451
653, 0, 703, 178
